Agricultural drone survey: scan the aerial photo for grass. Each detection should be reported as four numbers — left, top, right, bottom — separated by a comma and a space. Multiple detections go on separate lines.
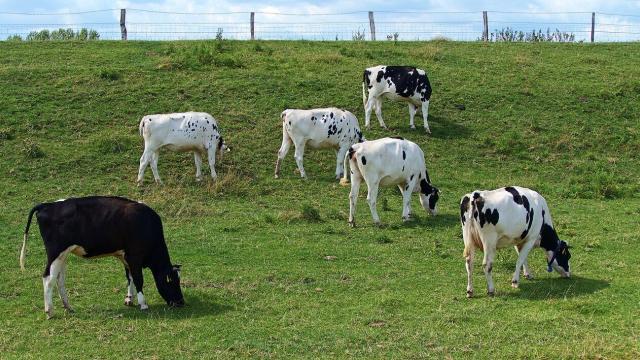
0, 40, 639, 359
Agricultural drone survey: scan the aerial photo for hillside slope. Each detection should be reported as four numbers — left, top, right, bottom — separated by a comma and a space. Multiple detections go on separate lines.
0, 41, 638, 358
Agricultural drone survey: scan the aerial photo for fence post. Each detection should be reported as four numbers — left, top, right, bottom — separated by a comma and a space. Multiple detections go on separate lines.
120, 9, 127, 40
368, 11, 376, 41
591, 12, 595, 42
250, 12, 255, 40
482, 11, 488, 41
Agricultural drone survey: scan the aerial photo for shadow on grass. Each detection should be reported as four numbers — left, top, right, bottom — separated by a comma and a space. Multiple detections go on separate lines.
390, 114, 469, 140
108, 291, 234, 320
386, 212, 459, 229
507, 275, 610, 300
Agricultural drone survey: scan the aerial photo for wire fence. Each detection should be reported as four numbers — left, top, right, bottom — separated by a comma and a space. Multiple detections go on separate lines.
1, 9, 639, 42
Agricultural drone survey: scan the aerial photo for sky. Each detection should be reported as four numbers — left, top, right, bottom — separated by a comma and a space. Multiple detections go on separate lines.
1, 1, 639, 41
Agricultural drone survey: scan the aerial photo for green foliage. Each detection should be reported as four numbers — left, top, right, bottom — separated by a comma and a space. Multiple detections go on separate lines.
6, 34, 22, 41
0, 41, 638, 359
489, 27, 576, 42
98, 70, 121, 81
25, 28, 99, 41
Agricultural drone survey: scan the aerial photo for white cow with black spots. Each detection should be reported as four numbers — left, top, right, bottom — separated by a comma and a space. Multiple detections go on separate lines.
340, 137, 439, 226
362, 65, 433, 133
137, 112, 227, 185
460, 186, 572, 298
275, 108, 365, 180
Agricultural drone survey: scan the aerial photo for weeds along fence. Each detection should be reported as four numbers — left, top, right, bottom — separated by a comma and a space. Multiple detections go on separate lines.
1, 8, 639, 42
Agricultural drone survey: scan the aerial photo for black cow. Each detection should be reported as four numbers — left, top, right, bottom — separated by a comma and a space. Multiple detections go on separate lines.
362, 65, 433, 133
21, 196, 184, 319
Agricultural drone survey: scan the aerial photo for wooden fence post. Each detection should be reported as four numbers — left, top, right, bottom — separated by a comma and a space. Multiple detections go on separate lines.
368, 11, 376, 41
120, 9, 127, 40
591, 12, 595, 42
250, 12, 255, 40
482, 11, 488, 41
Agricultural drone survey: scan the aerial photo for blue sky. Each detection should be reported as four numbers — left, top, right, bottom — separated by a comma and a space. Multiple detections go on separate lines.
1, 1, 639, 41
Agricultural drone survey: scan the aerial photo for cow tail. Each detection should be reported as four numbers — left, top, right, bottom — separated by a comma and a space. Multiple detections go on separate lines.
138, 117, 145, 136
362, 77, 367, 109
339, 147, 355, 187
21, 204, 44, 270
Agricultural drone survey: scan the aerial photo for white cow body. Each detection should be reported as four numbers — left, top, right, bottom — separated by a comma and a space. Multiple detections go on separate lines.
460, 186, 572, 297
275, 108, 364, 179
362, 65, 433, 133
137, 112, 225, 184
341, 137, 439, 225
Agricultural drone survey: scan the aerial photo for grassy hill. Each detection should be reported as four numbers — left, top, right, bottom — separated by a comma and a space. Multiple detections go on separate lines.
0, 40, 639, 358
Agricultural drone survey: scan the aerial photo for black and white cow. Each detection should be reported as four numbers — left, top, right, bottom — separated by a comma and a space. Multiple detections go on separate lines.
138, 112, 228, 185
20, 196, 185, 319
362, 65, 433, 133
275, 108, 365, 180
340, 137, 439, 226
460, 186, 572, 298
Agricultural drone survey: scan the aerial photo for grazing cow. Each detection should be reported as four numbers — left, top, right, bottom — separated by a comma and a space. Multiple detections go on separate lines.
460, 186, 572, 298
362, 65, 433, 133
20, 196, 185, 319
275, 108, 365, 180
340, 137, 439, 226
137, 112, 227, 185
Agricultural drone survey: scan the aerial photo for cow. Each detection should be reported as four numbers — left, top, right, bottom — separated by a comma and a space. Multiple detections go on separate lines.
460, 186, 572, 298
137, 112, 228, 185
275, 108, 365, 180
362, 65, 433, 133
20, 196, 185, 319
340, 137, 439, 226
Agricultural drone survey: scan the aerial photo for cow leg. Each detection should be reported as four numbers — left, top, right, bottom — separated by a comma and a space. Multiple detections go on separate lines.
366, 181, 381, 225
373, 99, 387, 130
398, 184, 412, 221
137, 148, 153, 185
465, 248, 475, 298
42, 255, 65, 319
150, 151, 162, 184
275, 127, 292, 179
129, 264, 148, 310
124, 267, 135, 306
293, 140, 307, 179
421, 100, 431, 134
194, 152, 203, 181
364, 97, 375, 130
512, 241, 536, 288
56, 261, 73, 312
481, 235, 497, 296
408, 103, 417, 129
335, 146, 348, 180
514, 244, 533, 280
207, 147, 218, 181
348, 164, 362, 227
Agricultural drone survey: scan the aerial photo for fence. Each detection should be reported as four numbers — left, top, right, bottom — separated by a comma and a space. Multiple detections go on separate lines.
1, 9, 639, 42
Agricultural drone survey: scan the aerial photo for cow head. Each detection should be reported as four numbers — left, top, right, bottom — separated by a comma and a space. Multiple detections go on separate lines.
547, 241, 571, 277
154, 264, 185, 307
418, 179, 439, 216
218, 137, 230, 154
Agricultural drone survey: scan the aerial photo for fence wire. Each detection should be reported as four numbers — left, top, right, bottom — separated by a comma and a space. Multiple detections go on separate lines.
0, 9, 639, 42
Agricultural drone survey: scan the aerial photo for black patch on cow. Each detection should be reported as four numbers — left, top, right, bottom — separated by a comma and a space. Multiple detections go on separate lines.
428, 187, 439, 211
539, 223, 560, 251
402, 166, 404, 172
402, 150, 406, 160
522, 195, 530, 212
520, 209, 534, 239
218, 136, 224, 150
381, 66, 432, 102
486, 208, 499, 226
288, 121, 291, 125
405, 185, 409, 191
363, 70, 372, 89
327, 124, 338, 137
330, 112, 334, 118
191, 128, 195, 131
355, 129, 364, 142
504, 186, 523, 205
473, 192, 480, 199
390, 136, 404, 140
410, 174, 414, 181
361, 156, 367, 165
376, 70, 384, 83
460, 196, 470, 224
347, 146, 356, 160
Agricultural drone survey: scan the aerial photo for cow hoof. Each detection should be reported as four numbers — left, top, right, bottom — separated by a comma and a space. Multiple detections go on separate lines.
511, 280, 519, 288
402, 216, 411, 222
410, 125, 416, 130
64, 306, 75, 313
45, 311, 53, 320
136, 181, 143, 187
524, 274, 534, 280
466, 290, 473, 298
195, 177, 202, 182
140, 304, 149, 311
373, 222, 382, 227
487, 291, 495, 297
274, 174, 279, 179
348, 221, 356, 228
425, 128, 431, 134
124, 297, 134, 306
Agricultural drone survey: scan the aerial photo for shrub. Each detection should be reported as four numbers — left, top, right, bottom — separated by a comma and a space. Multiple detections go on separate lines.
352, 28, 366, 41
6, 34, 22, 41
487, 27, 576, 42
301, 204, 322, 222
25, 28, 100, 41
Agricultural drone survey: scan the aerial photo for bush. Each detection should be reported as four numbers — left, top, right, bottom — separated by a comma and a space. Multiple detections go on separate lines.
487, 27, 576, 42
26, 28, 100, 41
99, 70, 121, 81
301, 204, 322, 222
6, 34, 22, 41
